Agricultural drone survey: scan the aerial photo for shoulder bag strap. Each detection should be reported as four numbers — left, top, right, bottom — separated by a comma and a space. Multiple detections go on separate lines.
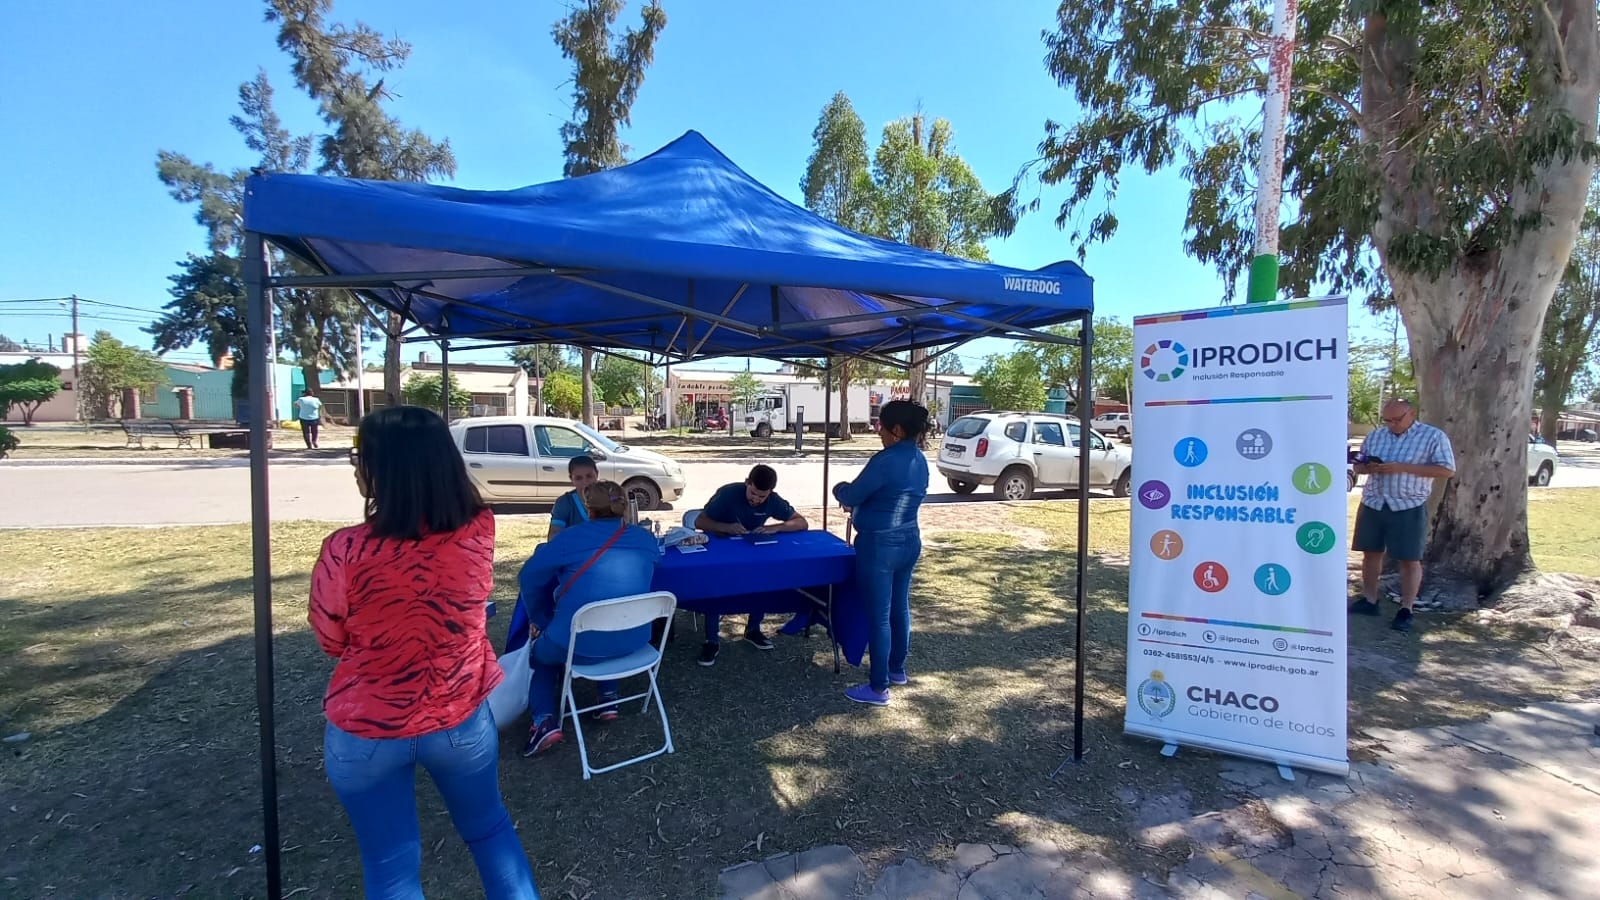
555, 522, 628, 602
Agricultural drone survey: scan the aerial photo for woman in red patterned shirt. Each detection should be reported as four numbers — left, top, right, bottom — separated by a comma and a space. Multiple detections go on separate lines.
311, 406, 539, 899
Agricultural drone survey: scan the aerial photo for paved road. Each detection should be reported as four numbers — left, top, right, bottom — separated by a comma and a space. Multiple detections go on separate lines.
2, 446, 1597, 528
0, 458, 869, 528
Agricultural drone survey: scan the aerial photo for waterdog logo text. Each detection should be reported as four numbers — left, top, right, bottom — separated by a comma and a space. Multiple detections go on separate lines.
1002, 276, 1062, 295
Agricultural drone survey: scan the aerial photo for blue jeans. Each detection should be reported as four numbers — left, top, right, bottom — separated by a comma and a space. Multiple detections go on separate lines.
856, 527, 920, 691
323, 701, 539, 899
527, 636, 616, 724
703, 612, 765, 643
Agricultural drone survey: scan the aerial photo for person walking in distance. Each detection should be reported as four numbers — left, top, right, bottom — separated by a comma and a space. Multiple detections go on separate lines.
296, 388, 324, 450
1349, 399, 1456, 632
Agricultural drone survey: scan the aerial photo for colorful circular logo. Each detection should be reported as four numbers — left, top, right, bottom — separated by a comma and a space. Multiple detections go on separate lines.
1292, 462, 1333, 495
1193, 561, 1229, 593
1295, 521, 1336, 554
1150, 530, 1184, 560
1136, 671, 1177, 718
1236, 429, 1273, 460
1174, 437, 1208, 468
1141, 339, 1190, 382
1254, 563, 1291, 595
1138, 480, 1172, 510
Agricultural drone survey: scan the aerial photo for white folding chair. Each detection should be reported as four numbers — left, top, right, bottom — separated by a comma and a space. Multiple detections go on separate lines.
560, 591, 678, 780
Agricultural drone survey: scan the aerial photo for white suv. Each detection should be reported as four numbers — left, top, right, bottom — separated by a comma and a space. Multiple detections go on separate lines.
937, 412, 1133, 500
1091, 411, 1133, 439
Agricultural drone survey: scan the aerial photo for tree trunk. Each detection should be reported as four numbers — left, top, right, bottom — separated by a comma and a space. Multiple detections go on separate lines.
836, 359, 853, 441
907, 347, 927, 409
300, 362, 321, 399
1538, 394, 1564, 446
384, 313, 404, 408
580, 348, 595, 426
1388, 256, 1561, 603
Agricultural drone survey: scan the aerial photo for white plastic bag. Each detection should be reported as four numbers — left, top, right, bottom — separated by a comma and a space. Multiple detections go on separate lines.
487, 643, 530, 730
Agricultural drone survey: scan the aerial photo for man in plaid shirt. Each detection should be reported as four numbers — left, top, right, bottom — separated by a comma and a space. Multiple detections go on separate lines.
1349, 399, 1456, 632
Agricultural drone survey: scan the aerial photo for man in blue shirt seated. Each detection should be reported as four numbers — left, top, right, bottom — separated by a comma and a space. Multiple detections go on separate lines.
547, 455, 600, 539
690, 464, 809, 666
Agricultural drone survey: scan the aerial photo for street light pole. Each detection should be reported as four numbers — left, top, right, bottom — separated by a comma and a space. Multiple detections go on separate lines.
1244, 0, 1299, 305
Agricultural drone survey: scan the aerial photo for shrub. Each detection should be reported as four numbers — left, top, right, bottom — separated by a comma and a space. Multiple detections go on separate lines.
0, 425, 19, 459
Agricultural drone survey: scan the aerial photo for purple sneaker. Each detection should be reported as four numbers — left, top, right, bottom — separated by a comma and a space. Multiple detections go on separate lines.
844, 684, 890, 706
889, 671, 909, 686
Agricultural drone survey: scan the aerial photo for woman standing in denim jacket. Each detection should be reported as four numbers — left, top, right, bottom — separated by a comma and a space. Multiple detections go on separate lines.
832, 400, 931, 707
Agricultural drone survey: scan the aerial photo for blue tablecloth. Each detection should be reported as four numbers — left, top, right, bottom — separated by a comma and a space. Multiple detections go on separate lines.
504, 531, 867, 666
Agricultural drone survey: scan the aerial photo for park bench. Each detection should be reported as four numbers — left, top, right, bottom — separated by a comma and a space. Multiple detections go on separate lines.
121, 420, 195, 450
120, 420, 252, 450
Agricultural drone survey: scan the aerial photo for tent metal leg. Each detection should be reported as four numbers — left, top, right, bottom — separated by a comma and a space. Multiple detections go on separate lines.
440, 338, 451, 425
244, 231, 282, 899
1073, 313, 1093, 763
822, 356, 832, 533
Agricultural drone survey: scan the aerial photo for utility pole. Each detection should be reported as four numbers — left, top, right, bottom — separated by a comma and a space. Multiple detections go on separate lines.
69, 294, 83, 424
1244, 0, 1299, 305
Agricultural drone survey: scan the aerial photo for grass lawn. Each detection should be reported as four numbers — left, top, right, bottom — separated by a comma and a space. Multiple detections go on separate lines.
2, 489, 1597, 898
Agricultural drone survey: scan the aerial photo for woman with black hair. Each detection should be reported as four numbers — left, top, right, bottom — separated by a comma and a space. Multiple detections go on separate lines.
832, 399, 931, 707
310, 406, 539, 899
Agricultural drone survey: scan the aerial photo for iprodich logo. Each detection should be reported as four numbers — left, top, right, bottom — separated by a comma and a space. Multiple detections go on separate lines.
1141, 339, 1189, 381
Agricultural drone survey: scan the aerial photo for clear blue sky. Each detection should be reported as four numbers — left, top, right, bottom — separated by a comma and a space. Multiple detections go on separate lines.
0, 0, 1388, 372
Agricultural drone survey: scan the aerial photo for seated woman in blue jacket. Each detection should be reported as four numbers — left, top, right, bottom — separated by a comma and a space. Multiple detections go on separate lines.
517, 481, 662, 757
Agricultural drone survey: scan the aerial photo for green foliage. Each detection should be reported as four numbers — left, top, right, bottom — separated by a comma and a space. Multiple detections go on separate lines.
1347, 332, 1416, 424
1536, 179, 1600, 435
592, 353, 649, 407
508, 345, 571, 378
801, 92, 875, 233
0, 360, 62, 426
1025, 317, 1134, 402
873, 113, 1016, 258
81, 332, 167, 418
1031, 0, 1599, 301
542, 370, 583, 418
932, 351, 964, 376
155, 64, 366, 392
0, 424, 17, 458
726, 371, 767, 411
975, 352, 1048, 412
551, 0, 668, 177
402, 373, 471, 413
149, 253, 250, 397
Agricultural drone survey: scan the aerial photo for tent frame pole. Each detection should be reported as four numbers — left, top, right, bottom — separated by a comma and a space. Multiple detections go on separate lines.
822, 356, 832, 533
244, 230, 283, 899
440, 335, 451, 425
1073, 313, 1093, 763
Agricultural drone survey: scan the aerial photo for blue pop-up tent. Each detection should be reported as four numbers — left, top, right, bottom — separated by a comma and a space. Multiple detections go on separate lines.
243, 131, 1092, 363
237, 130, 1096, 898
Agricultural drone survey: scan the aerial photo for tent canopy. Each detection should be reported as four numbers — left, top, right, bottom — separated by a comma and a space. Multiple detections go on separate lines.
244, 131, 1093, 365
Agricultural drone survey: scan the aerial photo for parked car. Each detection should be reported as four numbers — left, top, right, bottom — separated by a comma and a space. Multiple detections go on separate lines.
1346, 434, 1559, 489
1091, 411, 1133, 439
937, 412, 1133, 500
450, 415, 686, 510
1528, 435, 1559, 486
1557, 427, 1598, 442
